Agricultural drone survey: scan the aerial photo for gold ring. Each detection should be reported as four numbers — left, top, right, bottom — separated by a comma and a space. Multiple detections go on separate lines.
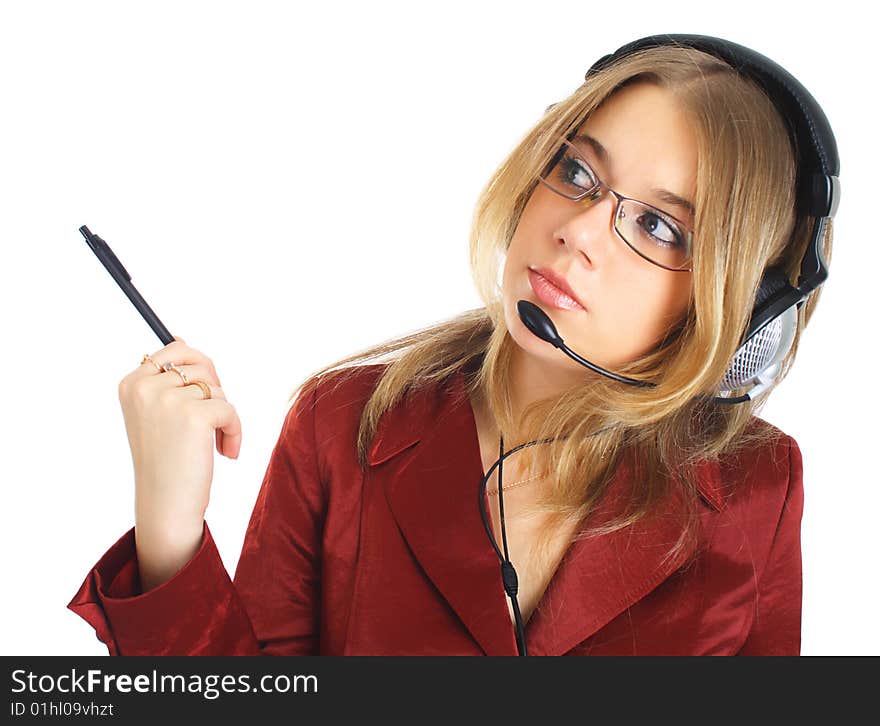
162, 361, 189, 385
141, 354, 162, 373
184, 380, 212, 400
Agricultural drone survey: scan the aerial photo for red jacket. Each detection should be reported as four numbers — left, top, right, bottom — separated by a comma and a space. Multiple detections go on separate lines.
68, 363, 804, 655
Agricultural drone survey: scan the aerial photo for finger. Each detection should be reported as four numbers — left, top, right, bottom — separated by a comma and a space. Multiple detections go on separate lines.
209, 398, 235, 457
218, 428, 241, 459
139, 362, 223, 390
145, 338, 210, 371
178, 380, 227, 402
182, 382, 236, 459
169, 336, 221, 385
152, 344, 222, 388
200, 399, 243, 459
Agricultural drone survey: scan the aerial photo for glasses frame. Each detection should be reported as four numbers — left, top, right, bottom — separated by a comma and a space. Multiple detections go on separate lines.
537, 138, 694, 272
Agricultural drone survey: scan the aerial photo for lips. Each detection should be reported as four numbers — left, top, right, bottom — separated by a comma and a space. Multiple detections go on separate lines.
527, 267, 586, 311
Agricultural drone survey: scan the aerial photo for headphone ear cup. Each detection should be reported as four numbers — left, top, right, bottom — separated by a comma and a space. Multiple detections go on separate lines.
752, 266, 792, 311
719, 266, 799, 393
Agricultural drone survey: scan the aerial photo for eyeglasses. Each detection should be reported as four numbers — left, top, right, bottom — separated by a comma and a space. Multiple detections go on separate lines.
537, 139, 694, 272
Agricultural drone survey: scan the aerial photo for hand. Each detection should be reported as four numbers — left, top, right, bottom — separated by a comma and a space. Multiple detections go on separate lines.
117, 336, 242, 537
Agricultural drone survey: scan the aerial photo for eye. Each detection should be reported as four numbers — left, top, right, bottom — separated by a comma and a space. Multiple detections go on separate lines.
554, 152, 598, 193
634, 209, 684, 248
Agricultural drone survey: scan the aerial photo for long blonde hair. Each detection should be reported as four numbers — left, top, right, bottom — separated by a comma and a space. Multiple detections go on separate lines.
288, 44, 833, 569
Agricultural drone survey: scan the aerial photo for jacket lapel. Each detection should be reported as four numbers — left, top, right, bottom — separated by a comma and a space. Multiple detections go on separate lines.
523, 456, 710, 655
369, 374, 519, 656
367, 368, 724, 656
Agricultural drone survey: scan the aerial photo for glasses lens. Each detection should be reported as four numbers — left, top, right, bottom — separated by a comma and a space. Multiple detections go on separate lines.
538, 140, 693, 270
538, 142, 599, 199
616, 199, 691, 270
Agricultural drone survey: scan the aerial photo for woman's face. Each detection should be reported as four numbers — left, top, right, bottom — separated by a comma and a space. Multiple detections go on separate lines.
502, 81, 698, 377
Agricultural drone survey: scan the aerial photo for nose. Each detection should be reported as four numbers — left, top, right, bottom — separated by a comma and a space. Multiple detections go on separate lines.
553, 190, 619, 267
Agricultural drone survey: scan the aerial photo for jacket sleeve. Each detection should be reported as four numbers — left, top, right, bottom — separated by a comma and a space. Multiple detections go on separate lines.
736, 435, 805, 656
67, 378, 326, 655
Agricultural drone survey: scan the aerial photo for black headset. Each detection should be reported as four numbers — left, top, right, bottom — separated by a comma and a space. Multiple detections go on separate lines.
561, 34, 841, 402
498, 34, 842, 657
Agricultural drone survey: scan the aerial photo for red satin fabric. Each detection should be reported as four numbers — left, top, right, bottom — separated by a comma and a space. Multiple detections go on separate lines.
68, 364, 804, 655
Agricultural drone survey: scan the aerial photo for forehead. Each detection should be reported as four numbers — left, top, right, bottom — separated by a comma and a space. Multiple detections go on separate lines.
573, 82, 698, 217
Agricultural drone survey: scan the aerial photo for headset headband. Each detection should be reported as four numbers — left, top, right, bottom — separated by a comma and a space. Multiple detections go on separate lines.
587, 34, 841, 342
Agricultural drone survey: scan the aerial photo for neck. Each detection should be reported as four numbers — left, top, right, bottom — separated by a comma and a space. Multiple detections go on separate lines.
507, 344, 589, 431
470, 343, 589, 453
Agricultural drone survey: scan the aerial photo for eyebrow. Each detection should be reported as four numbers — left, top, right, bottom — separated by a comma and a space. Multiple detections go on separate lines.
570, 133, 696, 218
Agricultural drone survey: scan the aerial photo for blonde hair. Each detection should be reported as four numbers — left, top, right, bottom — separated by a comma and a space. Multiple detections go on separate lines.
288, 44, 833, 571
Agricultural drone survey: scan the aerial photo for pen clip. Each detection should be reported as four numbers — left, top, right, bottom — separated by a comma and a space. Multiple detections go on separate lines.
79, 225, 131, 282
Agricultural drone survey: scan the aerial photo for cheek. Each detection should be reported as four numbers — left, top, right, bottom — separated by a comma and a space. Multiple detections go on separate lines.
659, 273, 694, 316
624, 273, 692, 337
590, 271, 692, 358
500, 251, 529, 330
505, 220, 533, 262
505, 192, 552, 262
502, 230, 533, 294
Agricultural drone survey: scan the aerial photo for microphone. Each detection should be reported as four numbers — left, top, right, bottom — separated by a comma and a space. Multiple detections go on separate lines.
516, 300, 654, 388
516, 300, 762, 404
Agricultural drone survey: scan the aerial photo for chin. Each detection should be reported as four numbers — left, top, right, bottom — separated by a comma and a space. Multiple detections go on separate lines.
504, 294, 569, 363
503, 292, 620, 377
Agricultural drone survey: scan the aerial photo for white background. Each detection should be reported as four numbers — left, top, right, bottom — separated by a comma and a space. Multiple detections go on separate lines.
1, 0, 873, 656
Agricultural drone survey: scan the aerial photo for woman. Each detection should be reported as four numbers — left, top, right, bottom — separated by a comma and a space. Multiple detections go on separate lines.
68, 37, 835, 655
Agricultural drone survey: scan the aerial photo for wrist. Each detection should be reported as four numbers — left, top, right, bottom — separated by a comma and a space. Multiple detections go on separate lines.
134, 519, 205, 592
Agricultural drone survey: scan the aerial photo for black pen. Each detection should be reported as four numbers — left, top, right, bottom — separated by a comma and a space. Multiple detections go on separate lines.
79, 225, 175, 346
